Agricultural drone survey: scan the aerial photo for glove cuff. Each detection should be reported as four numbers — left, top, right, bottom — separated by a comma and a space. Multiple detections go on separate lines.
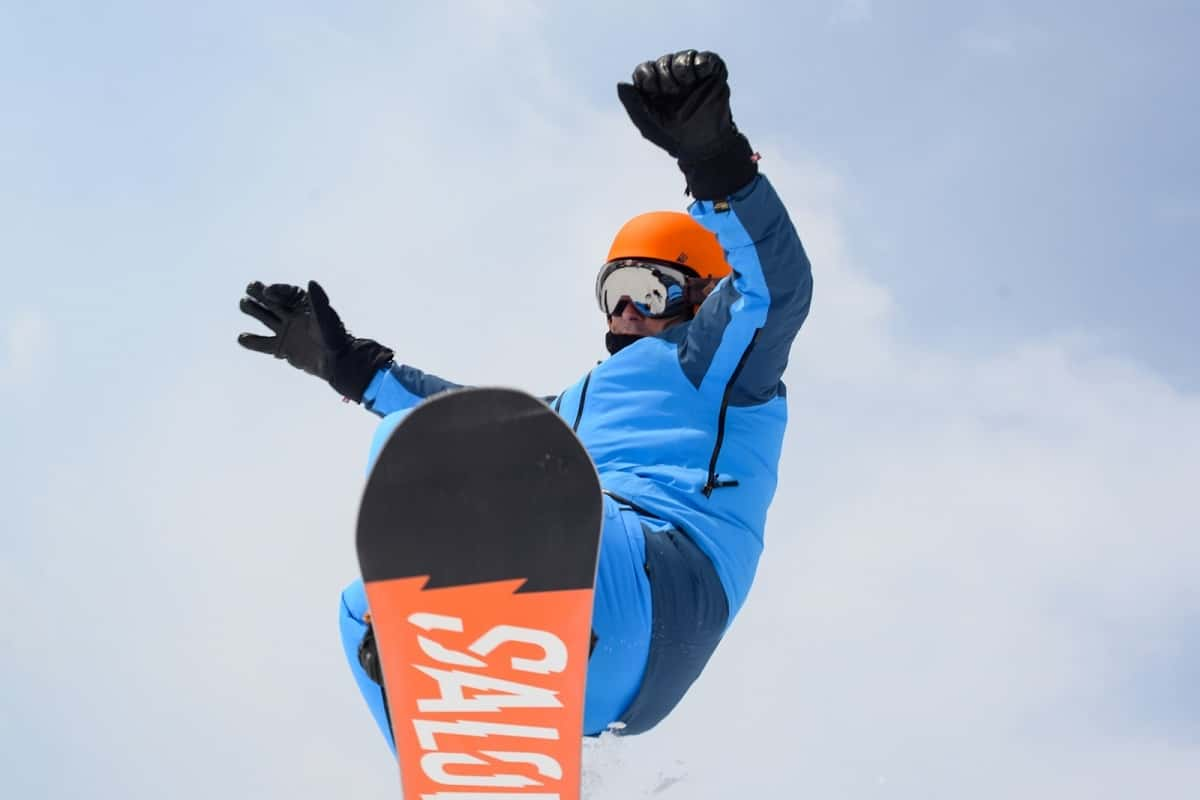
331, 339, 395, 403
678, 132, 759, 201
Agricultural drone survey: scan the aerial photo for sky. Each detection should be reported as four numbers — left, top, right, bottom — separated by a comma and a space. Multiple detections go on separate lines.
2, 1, 1198, 798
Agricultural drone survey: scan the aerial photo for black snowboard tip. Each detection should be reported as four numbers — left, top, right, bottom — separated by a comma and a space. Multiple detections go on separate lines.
356, 388, 603, 593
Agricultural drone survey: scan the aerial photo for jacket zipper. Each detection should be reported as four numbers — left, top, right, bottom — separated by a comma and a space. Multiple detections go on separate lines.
703, 332, 759, 496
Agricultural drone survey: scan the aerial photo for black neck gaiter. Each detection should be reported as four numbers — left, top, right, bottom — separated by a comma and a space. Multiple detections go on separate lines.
605, 332, 643, 355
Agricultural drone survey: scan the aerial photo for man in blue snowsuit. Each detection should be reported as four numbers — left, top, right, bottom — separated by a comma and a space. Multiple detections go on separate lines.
238, 50, 812, 747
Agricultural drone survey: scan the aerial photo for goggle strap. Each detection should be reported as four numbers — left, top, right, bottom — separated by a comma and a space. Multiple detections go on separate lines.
684, 276, 719, 306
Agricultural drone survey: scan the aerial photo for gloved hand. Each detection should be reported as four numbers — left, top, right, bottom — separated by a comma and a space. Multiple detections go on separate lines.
237, 280, 394, 403
617, 49, 758, 200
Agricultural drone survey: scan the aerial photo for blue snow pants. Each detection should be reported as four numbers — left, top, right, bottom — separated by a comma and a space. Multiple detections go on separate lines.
338, 493, 655, 751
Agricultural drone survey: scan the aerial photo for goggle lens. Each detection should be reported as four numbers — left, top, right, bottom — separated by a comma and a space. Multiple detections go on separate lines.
596, 261, 691, 319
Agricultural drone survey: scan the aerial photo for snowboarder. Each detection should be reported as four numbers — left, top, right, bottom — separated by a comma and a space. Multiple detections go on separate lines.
238, 49, 812, 747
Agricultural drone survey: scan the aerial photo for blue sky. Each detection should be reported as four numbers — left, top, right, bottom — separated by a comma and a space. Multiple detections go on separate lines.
2, 2, 1198, 798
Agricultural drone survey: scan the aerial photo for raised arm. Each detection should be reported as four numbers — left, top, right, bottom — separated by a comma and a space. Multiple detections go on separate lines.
617, 50, 811, 401
684, 174, 812, 402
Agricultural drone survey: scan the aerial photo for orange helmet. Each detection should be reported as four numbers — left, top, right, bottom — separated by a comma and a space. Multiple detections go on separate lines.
605, 211, 732, 280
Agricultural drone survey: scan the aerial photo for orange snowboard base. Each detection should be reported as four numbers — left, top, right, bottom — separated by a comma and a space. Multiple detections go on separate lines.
356, 389, 603, 799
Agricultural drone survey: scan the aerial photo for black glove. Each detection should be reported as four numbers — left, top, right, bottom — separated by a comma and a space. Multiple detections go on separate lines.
617, 49, 758, 200
237, 280, 394, 403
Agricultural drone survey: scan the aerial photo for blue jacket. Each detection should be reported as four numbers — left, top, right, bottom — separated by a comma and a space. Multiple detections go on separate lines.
362, 173, 812, 621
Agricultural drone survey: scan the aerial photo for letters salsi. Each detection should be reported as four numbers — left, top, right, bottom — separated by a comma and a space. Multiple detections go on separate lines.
406, 611, 570, 797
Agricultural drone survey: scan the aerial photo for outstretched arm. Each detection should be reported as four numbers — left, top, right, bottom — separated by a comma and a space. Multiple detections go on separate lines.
239, 281, 418, 402
237, 280, 468, 416
362, 363, 464, 417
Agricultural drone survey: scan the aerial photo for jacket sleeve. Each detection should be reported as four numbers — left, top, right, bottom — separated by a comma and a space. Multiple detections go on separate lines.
361, 362, 465, 417
680, 174, 813, 404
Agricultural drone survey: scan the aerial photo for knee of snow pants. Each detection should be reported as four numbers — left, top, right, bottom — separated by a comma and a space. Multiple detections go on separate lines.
336, 493, 655, 749
338, 580, 396, 756
583, 494, 654, 734
610, 518, 729, 735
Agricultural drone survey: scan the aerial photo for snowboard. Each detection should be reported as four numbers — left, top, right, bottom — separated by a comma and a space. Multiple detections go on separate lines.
357, 387, 603, 799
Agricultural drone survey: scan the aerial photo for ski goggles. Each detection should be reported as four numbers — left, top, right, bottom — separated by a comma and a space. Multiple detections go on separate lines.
595, 260, 694, 319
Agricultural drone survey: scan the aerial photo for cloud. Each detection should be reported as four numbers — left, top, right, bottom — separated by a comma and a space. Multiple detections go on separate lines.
830, 0, 873, 25
6, 5, 1199, 800
1159, 203, 1200, 223
958, 25, 1048, 57
0, 309, 48, 387
577, 152, 1200, 798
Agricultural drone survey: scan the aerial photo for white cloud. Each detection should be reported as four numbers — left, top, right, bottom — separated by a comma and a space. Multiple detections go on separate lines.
463, 0, 545, 28
959, 25, 1048, 57
1159, 202, 1200, 222
1, 309, 48, 387
6, 5, 1199, 800
830, 0, 873, 25
559, 153, 1200, 798
960, 30, 1019, 57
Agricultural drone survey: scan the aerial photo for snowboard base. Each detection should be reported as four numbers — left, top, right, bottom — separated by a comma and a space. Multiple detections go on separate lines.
356, 388, 602, 799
